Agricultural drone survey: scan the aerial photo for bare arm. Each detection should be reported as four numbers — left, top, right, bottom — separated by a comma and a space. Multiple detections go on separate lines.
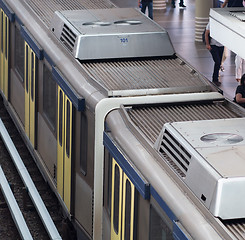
205, 29, 211, 50
236, 93, 245, 104
221, 0, 228, 8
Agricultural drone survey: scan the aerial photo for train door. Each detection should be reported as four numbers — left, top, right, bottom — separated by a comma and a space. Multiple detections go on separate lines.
57, 86, 73, 212
0, 9, 9, 99
24, 43, 37, 147
111, 158, 136, 240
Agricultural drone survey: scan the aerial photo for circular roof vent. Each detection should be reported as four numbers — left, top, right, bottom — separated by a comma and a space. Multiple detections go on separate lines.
200, 133, 243, 144
82, 21, 111, 26
114, 20, 142, 25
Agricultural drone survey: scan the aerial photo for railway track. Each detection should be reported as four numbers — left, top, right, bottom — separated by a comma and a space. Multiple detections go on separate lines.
0, 96, 64, 239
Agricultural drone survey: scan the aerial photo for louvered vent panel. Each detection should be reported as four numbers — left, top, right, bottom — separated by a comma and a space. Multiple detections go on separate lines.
158, 129, 191, 178
60, 24, 77, 52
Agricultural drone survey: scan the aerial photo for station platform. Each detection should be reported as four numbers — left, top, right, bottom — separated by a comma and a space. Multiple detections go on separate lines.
111, 0, 238, 100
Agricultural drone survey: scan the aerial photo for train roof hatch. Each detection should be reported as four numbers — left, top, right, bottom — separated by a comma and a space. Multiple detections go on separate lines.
50, 8, 175, 60
154, 118, 245, 220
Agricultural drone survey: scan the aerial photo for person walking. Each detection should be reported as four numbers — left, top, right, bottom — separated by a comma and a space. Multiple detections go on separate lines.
205, 22, 224, 86
141, 0, 153, 19
171, 0, 186, 8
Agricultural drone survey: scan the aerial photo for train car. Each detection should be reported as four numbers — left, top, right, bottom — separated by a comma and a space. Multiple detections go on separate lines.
1, 0, 245, 239
104, 96, 245, 240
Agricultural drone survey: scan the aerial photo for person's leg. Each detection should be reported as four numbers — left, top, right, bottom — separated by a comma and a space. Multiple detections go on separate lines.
148, 2, 153, 19
235, 55, 242, 82
141, 2, 147, 13
220, 46, 227, 71
171, 0, 176, 7
210, 45, 224, 83
179, 0, 186, 7
218, 46, 224, 70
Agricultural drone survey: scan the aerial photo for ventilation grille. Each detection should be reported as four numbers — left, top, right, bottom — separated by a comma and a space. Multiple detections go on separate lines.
229, 11, 245, 22
60, 24, 77, 52
158, 129, 191, 178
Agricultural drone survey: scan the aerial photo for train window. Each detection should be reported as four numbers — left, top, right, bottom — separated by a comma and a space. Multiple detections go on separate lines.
58, 90, 63, 146
107, 154, 112, 214
80, 113, 87, 175
66, 99, 70, 157
25, 45, 28, 92
150, 206, 174, 240
14, 26, 24, 80
1, 12, 3, 52
31, 52, 34, 101
5, 16, 7, 59
111, 159, 136, 240
103, 149, 112, 216
113, 164, 120, 234
43, 64, 56, 129
124, 179, 131, 240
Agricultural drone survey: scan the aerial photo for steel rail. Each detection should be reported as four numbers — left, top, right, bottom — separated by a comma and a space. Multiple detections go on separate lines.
0, 166, 33, 240
0, 118, 62, 240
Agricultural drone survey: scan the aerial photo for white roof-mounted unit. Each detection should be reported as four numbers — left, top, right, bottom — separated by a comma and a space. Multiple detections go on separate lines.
154, 118, 245, 220
210, 7, 245, 59
50, 8, 175, 60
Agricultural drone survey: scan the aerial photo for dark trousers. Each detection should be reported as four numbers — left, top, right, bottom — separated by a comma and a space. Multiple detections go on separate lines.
210, 45, 224, 82
171, 0, 184, 5
141, 2, 153, 19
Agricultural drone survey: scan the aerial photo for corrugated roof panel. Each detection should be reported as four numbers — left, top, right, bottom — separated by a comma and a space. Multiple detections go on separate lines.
127, 102, 241, 144
224, 219, 245, 240
82, 58, 211, 95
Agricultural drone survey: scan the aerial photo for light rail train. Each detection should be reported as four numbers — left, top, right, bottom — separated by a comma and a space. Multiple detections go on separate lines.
1, 0, 245, 239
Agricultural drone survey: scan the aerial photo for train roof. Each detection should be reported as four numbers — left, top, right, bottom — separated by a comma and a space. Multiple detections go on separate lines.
19, 0, 215, 97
